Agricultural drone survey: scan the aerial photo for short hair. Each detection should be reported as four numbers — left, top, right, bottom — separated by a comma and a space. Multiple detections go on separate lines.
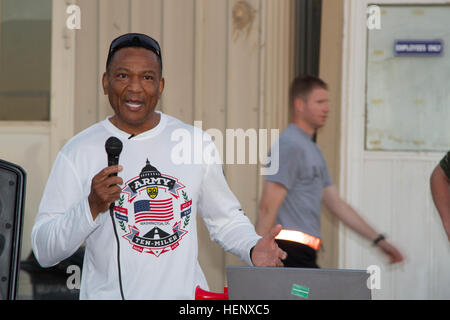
289, 75, 328, 108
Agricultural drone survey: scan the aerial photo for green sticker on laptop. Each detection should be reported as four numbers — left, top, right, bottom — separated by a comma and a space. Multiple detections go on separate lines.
291, 284, 310, 299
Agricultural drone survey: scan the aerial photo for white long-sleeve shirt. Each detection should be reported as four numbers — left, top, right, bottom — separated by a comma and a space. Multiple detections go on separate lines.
32, 112, 261, 299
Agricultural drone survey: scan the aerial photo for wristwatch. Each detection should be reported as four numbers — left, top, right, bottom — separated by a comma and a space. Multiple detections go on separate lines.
372, 234, 385, 246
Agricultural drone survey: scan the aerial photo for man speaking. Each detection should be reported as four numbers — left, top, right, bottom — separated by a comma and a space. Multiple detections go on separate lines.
31, 33, 286, 299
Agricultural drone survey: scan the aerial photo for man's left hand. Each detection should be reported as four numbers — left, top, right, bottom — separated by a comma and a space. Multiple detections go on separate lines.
377, 239, 404, 264
251, 224, 287, 267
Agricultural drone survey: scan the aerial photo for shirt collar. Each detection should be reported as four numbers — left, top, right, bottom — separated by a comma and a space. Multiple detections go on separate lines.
288, 123, 314, 141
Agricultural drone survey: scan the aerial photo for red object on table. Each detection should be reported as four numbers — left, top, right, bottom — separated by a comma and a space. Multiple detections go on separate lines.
195, 286, 229, 300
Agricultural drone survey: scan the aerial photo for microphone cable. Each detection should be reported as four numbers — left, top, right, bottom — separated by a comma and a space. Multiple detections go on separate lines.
105, 137, 125, 300
110, 204, 125, 300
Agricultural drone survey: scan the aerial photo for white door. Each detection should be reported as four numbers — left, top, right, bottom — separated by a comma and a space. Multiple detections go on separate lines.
0, 0, 75, 297
340, 0, 450, 299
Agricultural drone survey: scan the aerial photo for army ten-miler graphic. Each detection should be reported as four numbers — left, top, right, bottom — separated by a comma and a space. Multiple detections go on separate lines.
114, 159, 191, 257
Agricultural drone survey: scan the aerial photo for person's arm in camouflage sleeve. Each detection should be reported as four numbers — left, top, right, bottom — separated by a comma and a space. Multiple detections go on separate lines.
430, 151, 450, 241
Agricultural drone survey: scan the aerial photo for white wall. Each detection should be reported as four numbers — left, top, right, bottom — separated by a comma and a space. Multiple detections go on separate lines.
340, 0, 450, 299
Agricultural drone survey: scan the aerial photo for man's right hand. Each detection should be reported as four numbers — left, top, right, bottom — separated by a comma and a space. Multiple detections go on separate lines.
88, 165, 123, 220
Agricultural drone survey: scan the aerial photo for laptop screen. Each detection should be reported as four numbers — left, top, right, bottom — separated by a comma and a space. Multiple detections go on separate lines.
226, 266, 371, 300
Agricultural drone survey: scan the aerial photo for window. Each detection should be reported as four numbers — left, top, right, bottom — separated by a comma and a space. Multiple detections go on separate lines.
0, 0, 52, 121
365, 5, 450, 151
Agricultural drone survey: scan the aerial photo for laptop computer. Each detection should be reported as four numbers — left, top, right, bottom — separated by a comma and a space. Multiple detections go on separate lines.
226, 266, 371, 300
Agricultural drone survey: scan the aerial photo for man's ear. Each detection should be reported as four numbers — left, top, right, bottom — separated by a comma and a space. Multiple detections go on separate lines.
102, 72, 108, 94
293, 97, 305, 114
158, 77, 165, 98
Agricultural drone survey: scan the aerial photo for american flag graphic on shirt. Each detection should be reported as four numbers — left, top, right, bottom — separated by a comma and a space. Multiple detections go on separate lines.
133, 198, 174, 223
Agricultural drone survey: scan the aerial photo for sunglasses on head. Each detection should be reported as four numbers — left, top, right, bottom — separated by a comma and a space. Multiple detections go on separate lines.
106, 33, 162, 70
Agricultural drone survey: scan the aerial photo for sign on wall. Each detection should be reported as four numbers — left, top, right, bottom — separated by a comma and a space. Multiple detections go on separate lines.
394, 40, 443, 56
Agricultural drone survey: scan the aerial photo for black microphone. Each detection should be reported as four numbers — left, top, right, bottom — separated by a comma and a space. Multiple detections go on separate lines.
105, 136, 123, 172
105, 137, 123, 210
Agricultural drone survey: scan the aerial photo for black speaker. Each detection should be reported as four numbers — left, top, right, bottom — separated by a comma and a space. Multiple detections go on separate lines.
0, 159, 26, 300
